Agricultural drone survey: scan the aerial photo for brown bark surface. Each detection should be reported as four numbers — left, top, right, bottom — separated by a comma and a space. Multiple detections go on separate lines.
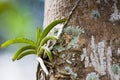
38, 0, 120, 80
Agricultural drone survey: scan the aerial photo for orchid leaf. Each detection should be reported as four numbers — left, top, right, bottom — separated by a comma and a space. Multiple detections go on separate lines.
12, 45, 36, 61
1, 37, 36, 48
17, 49, 36, 60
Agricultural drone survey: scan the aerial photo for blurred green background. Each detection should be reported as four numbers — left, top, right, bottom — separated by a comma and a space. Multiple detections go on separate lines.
0, 0, 44, 80
0, 0, 44, 44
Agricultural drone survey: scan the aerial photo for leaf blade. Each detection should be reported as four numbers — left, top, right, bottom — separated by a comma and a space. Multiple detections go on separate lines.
12, 45, 36, 61
40, 35, 58, 46
17, 49, 36, 60
36, 27, 41, 42
43, 47, 53, 61
1, 37, 36, 48
38, 18, 66, 45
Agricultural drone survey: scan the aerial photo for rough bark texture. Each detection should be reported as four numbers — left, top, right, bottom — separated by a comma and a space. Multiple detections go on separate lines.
37, 0, 120, 80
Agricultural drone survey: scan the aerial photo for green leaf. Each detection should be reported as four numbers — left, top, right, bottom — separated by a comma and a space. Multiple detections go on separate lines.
36, 27, 41, 42
43, 47, 53, 61
12, 45, 36, 61
37, 46, 44, 57
40, 35, 58, 46
1, 37, 36, 48
37, 36, 58, 55
38, 18, 66, 46
17, 49, 36, 60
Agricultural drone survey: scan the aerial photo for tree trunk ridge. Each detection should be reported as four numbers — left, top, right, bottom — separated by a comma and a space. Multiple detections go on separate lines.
37, 0, 120, 80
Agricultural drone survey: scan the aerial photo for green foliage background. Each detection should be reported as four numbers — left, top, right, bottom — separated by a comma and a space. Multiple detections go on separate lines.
0, 0, 41, 40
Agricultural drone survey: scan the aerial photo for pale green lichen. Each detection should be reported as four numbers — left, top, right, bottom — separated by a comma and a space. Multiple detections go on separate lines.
109, 0, 120, 22
64, 26, 84, 49
91, 10, 100, 20
111, 64, 120, 75
54, 44, 65, 52
65, 66, 77, 80
54, 26, 84, 52
66, 36, 79, 49
63, 26, 84, 37
86, 72, 99, 80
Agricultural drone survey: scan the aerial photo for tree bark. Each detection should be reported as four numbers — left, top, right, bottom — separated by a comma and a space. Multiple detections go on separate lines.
37, 0, 120, 80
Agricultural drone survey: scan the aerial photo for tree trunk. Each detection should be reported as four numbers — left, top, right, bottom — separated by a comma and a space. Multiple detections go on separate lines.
37, 0, 120, 80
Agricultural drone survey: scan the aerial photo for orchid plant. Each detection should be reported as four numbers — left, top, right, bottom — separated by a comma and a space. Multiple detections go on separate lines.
1, 18, 66, 75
